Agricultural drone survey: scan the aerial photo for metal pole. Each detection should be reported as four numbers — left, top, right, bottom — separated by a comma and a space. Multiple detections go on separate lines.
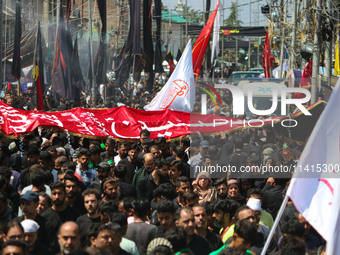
289, 0, 297, 70
248, 40, 251, 70
311, 0, 321, 104
325, 0, 332, 88
89, 0, 94, 106
185, 0, 188, 43
236, 38, 238, 69
279, 0, 287, 78
221, 0, 224, 78
56, 0, 60, 44
0, 0, 3, 87
257, 37, 260, 67
260, 195, 289, 255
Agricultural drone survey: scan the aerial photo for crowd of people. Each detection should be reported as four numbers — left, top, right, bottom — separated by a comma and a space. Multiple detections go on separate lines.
0, 122, 327, 255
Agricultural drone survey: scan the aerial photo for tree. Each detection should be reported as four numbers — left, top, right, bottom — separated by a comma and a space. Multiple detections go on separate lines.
173, 4, 204, 24
224, 1, 242, 26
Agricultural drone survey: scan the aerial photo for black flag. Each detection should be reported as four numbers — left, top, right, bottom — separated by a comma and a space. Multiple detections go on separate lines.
154, 0, 163, 73
87, 39, 93, 94
143, 0, 153, 72
71, 37, 85, 102
36, 22, 45, 93
11, 2, 22, 80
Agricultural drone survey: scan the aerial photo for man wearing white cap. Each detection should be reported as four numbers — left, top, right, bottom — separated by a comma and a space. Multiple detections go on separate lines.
20, 219, 50, 255
246, 198, 270, 239
246, 188, 274, 230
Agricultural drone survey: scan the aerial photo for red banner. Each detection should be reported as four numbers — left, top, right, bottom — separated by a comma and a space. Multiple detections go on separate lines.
0, 101, 324, 141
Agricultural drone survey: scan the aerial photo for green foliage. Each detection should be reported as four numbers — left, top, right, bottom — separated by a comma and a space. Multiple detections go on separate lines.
224, 1, 242, 26
173, 4, 203, 24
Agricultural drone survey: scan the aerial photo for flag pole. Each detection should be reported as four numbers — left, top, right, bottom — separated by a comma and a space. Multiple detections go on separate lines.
260, 194, 289, 255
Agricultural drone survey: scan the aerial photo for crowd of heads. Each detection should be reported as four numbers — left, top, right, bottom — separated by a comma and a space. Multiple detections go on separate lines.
0, 125, 325, 255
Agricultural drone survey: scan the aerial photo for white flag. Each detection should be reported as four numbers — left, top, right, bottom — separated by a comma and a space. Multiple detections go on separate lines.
144, 40, 195, 112
211, 0, 221, 65
287, 78, 340, 255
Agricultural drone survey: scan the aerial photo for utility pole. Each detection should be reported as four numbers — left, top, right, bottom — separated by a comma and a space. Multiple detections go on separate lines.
0, 0, 3, 87
221, 0, 224, 77
89, 0, 95, 105
325, 0, 332, 88
311, 0, 321, 103
289, 0, 297, 70
185, 0, 188, 43
248, 41, 251, 70
279, 0, 287, 78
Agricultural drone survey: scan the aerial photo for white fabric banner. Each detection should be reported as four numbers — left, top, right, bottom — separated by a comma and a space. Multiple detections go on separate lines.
144, 40, 195, 112
211, 1, 221, 66
287, 78, 340, 255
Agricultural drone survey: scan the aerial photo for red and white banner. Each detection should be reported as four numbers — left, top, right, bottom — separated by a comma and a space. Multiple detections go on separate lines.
0, 101, 324, 140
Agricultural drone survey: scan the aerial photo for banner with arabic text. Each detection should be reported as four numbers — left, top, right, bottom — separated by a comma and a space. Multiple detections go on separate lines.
0, 101, 325, 141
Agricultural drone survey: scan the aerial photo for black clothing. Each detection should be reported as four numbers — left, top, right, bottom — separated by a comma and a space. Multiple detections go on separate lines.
67, 192, 86, 215
76, 214, 102, 247
136, 173, 169, 202
29, 241, 51, 255
125, 222, 156, 255
89, 178, 102, 194
262, 184, 286, 218
119, 181, 136, 199
205, 229, 224, 251
42, 206, 81, 253
188, 233, 212, 255
119, 158, 143, 184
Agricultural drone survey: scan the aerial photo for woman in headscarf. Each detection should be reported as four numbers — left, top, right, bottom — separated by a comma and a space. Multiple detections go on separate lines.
193, 171, 217, 204
227, 179, 246, 205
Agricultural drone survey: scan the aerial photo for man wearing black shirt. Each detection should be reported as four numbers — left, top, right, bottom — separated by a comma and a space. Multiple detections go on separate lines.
90, 162, 111, 195
118, 144, 143, 184
14, 192, 48, 245
175, 207, 212, 255
192, 205, 223, 251
42, 182, 80, 254
64, 174, 86, 214
76, 188, 102, 247
100, 138, 117, 162
136, 158, 169, 202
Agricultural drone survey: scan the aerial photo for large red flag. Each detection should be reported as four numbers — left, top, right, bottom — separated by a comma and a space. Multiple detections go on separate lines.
262, 31, 275, 78
192, 1, 220, 77
293, 59, 312, 99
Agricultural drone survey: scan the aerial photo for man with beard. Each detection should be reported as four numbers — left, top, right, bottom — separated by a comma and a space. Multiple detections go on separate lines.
213, 200, 239, 243
42, 182, 81, 253
76, 189, 102, 247
58, 222, 81, 255
118, 144, 143, 184
132, 153, 155, 188
168, 160, 185, 187
90, 223, 130, 255
90, 162, 111, 195
192, 205, 223, 251
14, 192, 48, 245
64, 174, 85, 214
20, 147, 41, 190
100, 139, 117, 162
20, 219, 50, 255
214, 178, 228, 200
175, 207, 211, 255
75, 149, 97, 188
102, 178, 120, 203
114, 142, 130, 166
136, 158, 169, 202
174, 177, 191, 208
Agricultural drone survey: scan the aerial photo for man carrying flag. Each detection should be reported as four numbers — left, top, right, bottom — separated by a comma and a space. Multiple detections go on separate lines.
144, 40, 195, 113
